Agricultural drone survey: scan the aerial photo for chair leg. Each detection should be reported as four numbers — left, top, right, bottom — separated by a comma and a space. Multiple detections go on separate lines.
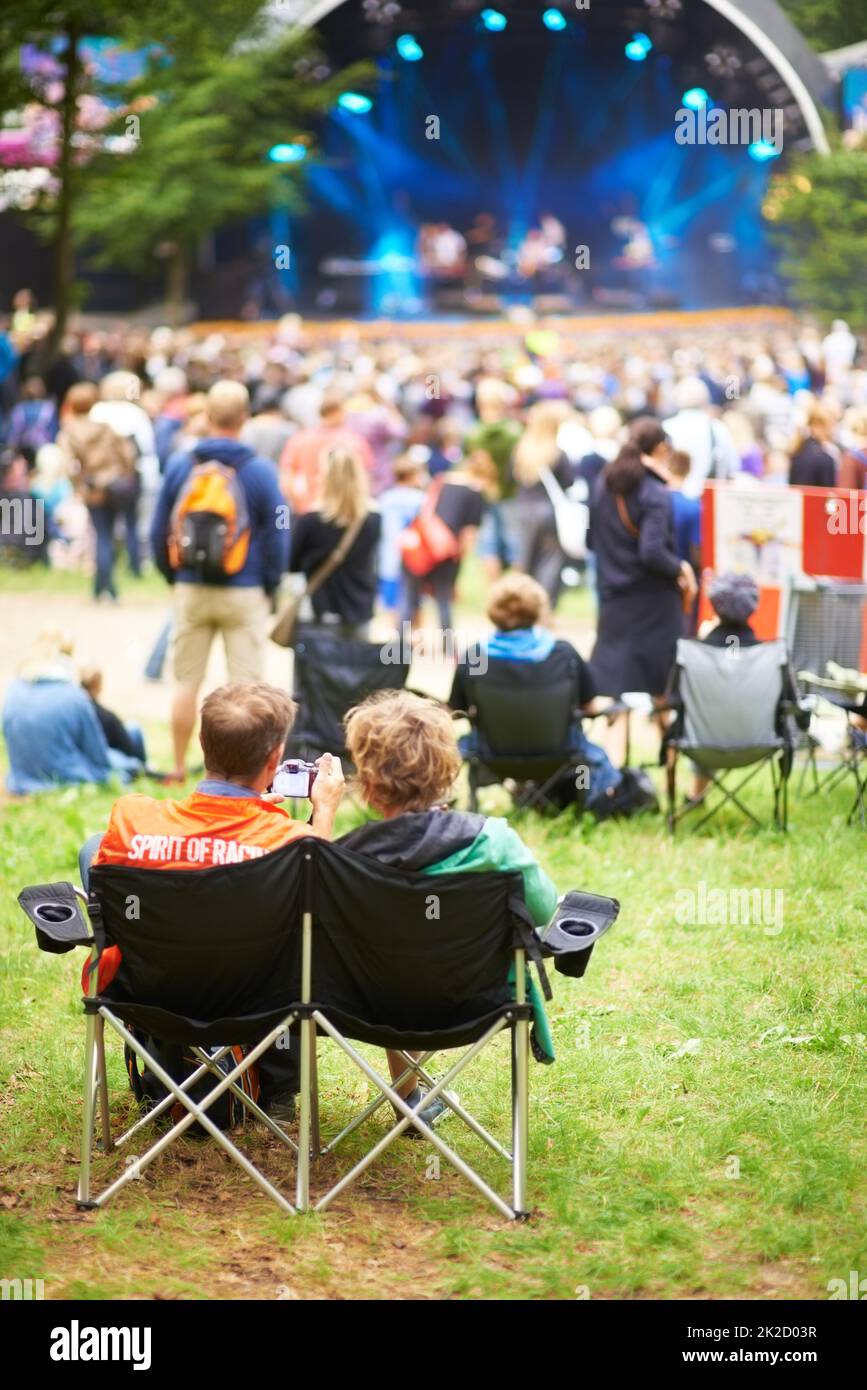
95, 1016, 113, 1155
309, 1032, 321, 1160
511, 1019, 530, 1219
77, 1012, 98, 1208
295, 1016, 314, 1212
666, 751, 677, 833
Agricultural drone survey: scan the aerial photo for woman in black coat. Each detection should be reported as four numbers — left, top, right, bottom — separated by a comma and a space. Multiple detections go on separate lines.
589, 418, 696, 761
788, 405, 837, 488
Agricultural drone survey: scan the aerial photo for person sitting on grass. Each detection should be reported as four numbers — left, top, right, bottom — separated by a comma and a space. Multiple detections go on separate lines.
2, 630, 142, 795
339, 689, 558, 1132
79, 681, 345, 1127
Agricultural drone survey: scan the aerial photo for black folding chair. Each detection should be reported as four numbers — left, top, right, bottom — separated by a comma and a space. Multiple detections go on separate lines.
459, 658, 591, 815
286, 629, 410, 763
18, 840, 617, 1221
666, 638, 800, 834
18, 848, 308, 1215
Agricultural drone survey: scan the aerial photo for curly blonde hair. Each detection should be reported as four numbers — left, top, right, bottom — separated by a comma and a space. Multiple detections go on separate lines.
344, 690, 460, 815
487, 573, 549, 631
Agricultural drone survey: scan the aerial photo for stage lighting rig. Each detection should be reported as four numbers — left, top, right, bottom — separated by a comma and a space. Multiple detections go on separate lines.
644, 0, 682, 18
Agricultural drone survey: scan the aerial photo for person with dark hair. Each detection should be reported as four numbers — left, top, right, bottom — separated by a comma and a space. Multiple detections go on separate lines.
588, 416, 697, 764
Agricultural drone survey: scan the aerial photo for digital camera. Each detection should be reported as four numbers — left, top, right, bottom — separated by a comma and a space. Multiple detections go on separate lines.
272, 759, 318, 798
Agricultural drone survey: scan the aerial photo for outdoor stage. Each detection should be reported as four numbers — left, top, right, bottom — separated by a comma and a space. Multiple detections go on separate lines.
192, 303, 797, 343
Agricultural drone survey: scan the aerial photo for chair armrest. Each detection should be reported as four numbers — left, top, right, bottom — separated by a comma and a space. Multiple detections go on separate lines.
540, 890, 620, 979
782, 698, 812, 732
17, 882, 94, 954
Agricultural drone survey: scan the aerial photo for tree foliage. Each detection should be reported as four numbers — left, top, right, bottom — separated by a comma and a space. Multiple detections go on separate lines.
764, 141, 867, 326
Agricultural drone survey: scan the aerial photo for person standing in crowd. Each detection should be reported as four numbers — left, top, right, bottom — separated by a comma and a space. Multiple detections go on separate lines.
90, 370, 159, 559
509, 399, 574, 606
821, 319, 858, 384
838, 408, 867, 491
150, 380, 288, 781
377, 452, 428, 626
589, 417, 696, 763
278, 395, 374, 515
788, 403, 838, 488
663, 377, 740, 498
56, 382, 140, 600
399, 451, 491, 633
240, 386, 295, 465
4, 375, 57, 461
289, 445, 382, 640
464, 376, 521, 578
666, 449, 702, 636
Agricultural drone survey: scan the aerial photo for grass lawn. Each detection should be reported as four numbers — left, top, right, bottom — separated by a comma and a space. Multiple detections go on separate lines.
1, 758, 864, 1300
0, 562, 864, 1300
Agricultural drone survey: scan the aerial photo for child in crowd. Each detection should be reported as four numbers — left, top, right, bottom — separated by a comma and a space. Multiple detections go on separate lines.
376, 452, 428, 625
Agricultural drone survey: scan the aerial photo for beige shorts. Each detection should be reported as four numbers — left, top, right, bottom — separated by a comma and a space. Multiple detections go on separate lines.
172, 583, 269, 688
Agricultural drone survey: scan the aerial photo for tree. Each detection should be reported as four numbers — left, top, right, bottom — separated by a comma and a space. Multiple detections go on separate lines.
763, 140, 867, 327
0, 0, 141, 353
0, 2, 369, 340
71, 9, 370, 322
778, 0, 867, 54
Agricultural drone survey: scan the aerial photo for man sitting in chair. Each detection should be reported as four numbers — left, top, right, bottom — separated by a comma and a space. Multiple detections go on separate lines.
79, 682, 346, 1125
449, 574, 653, 818
339, 689, 558, 1130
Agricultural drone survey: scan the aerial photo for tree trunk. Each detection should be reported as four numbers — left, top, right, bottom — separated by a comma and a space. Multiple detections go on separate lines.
47, 22, 81, 362
164, 245, 188, 326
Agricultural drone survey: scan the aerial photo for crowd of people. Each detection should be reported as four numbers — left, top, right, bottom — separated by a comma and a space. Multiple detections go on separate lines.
2, 296, 865, 789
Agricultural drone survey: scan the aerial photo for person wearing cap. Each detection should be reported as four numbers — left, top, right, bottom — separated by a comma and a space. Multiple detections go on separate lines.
683, 572, 802, 805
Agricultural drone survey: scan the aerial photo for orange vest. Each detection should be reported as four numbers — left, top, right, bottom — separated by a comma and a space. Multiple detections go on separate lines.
93, 791, 313, 872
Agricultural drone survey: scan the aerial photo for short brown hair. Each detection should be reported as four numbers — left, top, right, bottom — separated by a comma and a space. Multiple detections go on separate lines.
65, 382, 99, 415
668, 449, 691, 480
344, 690, 460, 814
487, 573, 548, 631
199, 683, 295, 782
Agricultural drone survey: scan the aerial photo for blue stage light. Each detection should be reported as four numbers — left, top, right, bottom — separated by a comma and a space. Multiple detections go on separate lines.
268, 143, 306, 164
396, 34, 423, 62
748, 139, 781, 163
481, 9, 507, 31
542, 8, 567, 30
633, 33, 653, 53
625, 40, 648, 62
682, 86, 710, 110
337, 92, 373, 114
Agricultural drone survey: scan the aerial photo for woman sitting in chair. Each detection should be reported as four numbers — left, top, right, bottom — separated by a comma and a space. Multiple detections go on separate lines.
449, 573, 654, 819
339, 688, 557, 1127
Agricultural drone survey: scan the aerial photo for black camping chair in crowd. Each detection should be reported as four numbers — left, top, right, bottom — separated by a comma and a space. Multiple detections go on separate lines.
665, 637, 806, 833
458, 657, 602, 816
286, 629, 411, 763
18, 839, 618, 1221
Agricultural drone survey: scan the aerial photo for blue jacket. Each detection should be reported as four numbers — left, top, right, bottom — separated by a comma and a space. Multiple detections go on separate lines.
150, 437, 289, 594
3, 677, 112, 795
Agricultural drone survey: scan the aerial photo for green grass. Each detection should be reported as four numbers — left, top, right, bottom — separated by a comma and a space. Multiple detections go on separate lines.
0, 575, 865, 1300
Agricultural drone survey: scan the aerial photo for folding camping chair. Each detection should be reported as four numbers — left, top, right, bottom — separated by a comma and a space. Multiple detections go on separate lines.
18, 840, 618, 1221
291, 839, 616, 1220
459, 657, 594, 815
784, 575, 867, 802
286, 628, 411, 763
666, 638, 799, 833
18, 846, 309, 1214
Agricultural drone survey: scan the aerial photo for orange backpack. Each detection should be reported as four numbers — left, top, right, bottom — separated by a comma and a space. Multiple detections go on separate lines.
168, 459, 251, 581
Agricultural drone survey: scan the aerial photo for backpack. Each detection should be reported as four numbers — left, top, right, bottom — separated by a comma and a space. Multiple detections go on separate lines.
124, 1028, 259, 1134
74, 421, 139, 510
168, 459, 251, 581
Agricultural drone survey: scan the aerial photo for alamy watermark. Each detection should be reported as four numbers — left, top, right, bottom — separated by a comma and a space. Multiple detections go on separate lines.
379, 621, 488, 676
0, 496, 44, 546
674, 880, 784, 936
675, 106, 783, 154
